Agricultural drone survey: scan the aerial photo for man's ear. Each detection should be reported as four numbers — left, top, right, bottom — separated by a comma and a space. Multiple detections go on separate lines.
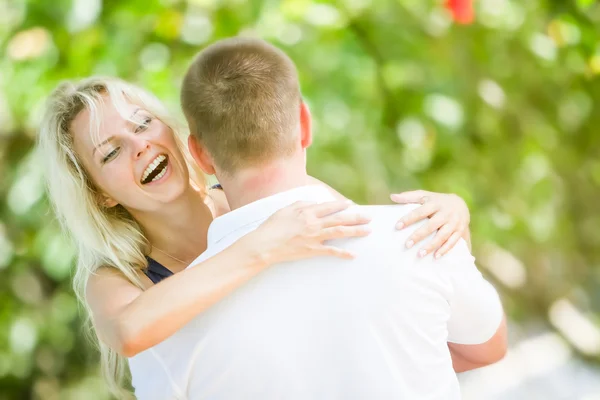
299, 101, 312, 149
188, 135, 216, 175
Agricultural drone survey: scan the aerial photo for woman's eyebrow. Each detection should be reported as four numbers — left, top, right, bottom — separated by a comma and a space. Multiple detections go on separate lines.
127, 108, 143, 124
91, 108, 141, 156
92, 136, 115, 156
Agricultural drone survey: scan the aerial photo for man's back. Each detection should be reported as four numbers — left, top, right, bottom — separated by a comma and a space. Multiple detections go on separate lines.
129, 190, 502, 400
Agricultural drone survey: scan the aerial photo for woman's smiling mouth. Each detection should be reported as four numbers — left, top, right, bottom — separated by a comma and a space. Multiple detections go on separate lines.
141, 154, 169, 184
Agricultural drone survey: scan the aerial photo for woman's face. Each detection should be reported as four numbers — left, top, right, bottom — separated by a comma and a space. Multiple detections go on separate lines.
71, 95, 190, 213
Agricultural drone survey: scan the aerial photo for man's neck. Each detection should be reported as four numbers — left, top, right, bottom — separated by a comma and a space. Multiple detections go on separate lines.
219, 159, 310, 210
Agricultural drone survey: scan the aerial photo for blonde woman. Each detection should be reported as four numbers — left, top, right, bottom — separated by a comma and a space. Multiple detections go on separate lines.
38, 77, 472, 397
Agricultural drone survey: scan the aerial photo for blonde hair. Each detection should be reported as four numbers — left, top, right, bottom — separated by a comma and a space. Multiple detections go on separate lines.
37, 77, 207, 397
181, 37, 301, 174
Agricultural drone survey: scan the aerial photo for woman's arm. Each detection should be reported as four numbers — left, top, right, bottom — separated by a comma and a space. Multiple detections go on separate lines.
87, 244, 264, 357
86, 201, 371, 357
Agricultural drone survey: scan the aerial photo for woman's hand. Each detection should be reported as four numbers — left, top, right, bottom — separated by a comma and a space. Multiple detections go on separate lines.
391, 190, 470, 259
246, 200, 372, 265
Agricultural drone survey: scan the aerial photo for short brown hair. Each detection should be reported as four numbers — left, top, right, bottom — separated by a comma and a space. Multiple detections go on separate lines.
181, 37, 301, 174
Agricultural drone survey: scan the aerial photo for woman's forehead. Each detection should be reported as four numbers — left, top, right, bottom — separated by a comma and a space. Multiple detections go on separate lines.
74, 97, 142, 139
97, 95, 141, 123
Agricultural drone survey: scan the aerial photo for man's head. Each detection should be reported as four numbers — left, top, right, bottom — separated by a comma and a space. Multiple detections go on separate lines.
181, 37, 312, 179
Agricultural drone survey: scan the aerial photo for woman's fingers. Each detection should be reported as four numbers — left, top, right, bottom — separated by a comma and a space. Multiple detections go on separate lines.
405, 213, 447, 249
390, 190, 430, 204
396, 201, 439, 230
301, 200, 353, 218
320, 212, 371, 228
320, 225, 372, 241
434, 231, 462, 259
392, 191, 470, 257
316, 246, 356, 259
417, 223, 456, 258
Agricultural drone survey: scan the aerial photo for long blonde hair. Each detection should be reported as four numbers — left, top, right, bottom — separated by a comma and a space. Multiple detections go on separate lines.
37, 77, 207, 397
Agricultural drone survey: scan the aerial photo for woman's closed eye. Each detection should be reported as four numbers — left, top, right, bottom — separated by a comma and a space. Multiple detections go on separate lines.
135, 117, 152, 133
102, 147, 120, 164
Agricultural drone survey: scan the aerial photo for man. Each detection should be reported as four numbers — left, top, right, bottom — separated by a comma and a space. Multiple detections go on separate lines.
135, 37, 506, 399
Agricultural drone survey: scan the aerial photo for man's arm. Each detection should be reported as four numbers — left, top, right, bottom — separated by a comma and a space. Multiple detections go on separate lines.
440, 240, 507, 373
448, 315, 507, 372
311, 176, 490, 372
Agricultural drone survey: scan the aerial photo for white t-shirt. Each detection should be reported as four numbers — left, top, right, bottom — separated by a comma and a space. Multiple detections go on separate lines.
129, 185, 503, 400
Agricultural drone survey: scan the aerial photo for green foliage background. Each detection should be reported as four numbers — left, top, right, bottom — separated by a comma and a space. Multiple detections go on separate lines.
1, 0, 600, 398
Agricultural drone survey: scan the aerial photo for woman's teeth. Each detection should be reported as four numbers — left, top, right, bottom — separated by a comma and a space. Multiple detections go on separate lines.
151, 165, 167, 182
142, 155, 167, 184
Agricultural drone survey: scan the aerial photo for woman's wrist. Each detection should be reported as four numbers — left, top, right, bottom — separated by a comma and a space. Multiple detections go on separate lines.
231, 234, 273, 272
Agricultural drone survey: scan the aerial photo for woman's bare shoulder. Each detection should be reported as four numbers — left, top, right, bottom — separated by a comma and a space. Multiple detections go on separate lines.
90, 265, 148, 281
206, 187, 231, 218
87, 266, 153, 303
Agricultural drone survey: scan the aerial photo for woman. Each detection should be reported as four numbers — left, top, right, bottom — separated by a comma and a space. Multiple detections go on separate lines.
38, 76, 471, 397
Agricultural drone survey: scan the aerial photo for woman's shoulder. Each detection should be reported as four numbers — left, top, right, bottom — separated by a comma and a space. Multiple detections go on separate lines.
206, 184, 231, 218
91, 264, 148, 279
93, 265, 127, 277
87, 265, 153, 295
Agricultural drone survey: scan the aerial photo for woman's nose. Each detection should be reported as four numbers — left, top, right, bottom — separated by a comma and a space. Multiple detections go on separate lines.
134, 139, 151, 159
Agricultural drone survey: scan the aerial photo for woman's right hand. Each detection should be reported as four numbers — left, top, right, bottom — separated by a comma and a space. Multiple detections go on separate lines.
243, 200, 372, 265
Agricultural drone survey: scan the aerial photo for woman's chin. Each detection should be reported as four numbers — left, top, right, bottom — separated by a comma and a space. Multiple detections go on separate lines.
138, 166, 187, 201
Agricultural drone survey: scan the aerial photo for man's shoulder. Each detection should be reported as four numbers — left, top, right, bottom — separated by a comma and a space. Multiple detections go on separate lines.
346, 203, 423, 230
350, 203, 421, 218
334, 203, 426, 249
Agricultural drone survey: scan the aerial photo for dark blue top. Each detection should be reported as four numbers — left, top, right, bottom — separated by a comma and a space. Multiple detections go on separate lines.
144, 257, 174, 284
143, 183, 222, 284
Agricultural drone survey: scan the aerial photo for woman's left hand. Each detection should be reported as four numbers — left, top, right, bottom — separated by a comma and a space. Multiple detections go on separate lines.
391, 190, 470, 259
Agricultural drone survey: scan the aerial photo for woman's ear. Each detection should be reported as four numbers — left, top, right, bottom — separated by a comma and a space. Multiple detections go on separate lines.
299, 101, 312, 149
188, 135, 216, 175
99, 194, 118, 208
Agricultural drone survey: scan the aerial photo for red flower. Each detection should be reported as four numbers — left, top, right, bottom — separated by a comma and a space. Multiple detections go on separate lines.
445, 0, 475, 24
